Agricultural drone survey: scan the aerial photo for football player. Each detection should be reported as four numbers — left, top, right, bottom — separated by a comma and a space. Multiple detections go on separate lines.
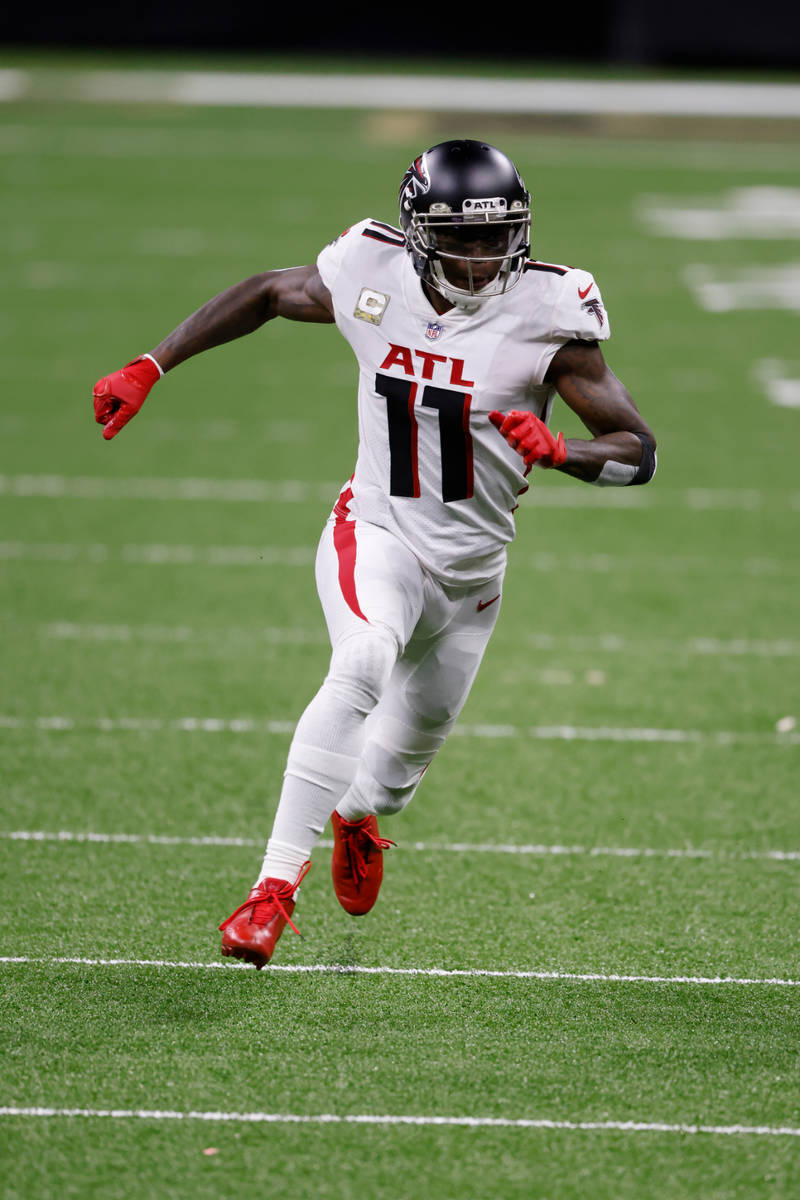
93, 140, 656, 967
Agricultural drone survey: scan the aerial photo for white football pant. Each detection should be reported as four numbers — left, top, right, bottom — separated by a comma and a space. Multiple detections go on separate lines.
259, 514, 504, 883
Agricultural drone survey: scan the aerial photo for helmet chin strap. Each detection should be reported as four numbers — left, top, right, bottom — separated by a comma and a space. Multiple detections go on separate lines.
428, 266, 496, 313
438, 286, 485, 314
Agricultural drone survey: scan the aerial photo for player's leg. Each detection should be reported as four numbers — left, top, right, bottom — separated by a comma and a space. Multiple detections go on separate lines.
336, 572, 504, 825
220, 517, 425, 966
335, 571, 503, 892
263, 519, 425, 874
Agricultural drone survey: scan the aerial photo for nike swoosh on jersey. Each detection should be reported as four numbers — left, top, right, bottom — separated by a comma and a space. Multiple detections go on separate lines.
477, 594, 501, 612
578, 282, 594, 299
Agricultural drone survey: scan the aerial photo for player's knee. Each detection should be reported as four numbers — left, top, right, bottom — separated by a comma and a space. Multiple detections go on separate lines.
370, 780, 417, 816
349, 765, 419, 816
406, 646, 482, 728
354, 739, 429, 815
326, 627, 398, 715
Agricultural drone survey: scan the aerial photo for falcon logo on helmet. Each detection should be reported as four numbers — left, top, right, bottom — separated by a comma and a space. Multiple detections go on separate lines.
399, 155, 431, 205
398, 140, 531, 310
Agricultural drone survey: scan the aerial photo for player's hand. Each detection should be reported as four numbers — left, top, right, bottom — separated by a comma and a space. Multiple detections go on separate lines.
92, 355, 161, 440
488, 409, 567, 469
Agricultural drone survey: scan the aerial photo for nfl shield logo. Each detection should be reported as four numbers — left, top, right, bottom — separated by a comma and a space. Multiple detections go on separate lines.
425, 321, 444, 341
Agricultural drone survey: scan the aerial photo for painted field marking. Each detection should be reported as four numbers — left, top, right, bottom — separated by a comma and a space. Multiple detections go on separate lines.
0, 542, 314, 567
38, 622, 327, 645
3, 830, 799, 863
2, 123, 798, 175
0, 715, 797, 746
127, 74, 800, 119
0, 474, 338, 503
1, 542, 798, 579
1, 958, 798, 988
2, 474, 799, 511
637, 186, 800, 240
0, 412, 309, 442
527, 631, 800, 658
0, 1105, 797, 1137
685, 262, 800, 313
7, 68, 800, 118
0, 71, 26, 101
34, 621, 800, 659
754, 359, 800, 410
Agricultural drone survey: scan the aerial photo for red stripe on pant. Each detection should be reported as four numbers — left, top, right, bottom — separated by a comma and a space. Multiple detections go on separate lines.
333, 490, 368, 622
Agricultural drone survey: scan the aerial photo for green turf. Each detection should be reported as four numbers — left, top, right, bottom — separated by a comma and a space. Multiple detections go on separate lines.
1, 59, 799, 1199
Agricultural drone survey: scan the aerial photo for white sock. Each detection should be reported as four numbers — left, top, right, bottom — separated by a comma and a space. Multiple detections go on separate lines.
258, 839, 311, 891
257, 742, 359, 883
334, 793, 372, 822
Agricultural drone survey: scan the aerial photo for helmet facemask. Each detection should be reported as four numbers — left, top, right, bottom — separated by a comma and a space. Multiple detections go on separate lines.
399, 141, 532, 311
409, 201, 530, 308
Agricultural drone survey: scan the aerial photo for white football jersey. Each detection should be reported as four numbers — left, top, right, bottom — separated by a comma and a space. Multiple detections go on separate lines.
317, 218, 610, 586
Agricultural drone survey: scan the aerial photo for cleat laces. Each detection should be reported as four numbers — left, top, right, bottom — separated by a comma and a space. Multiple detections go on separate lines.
341, 821, 395, 884
218, 861, 310, 937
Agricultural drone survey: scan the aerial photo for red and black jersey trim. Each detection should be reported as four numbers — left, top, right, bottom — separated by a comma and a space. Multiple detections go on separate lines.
362, 221, 406, 248
524, 260, 569, 276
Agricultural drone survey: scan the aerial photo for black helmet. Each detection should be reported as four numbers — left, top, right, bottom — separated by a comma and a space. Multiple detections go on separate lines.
398, 140, 531, 307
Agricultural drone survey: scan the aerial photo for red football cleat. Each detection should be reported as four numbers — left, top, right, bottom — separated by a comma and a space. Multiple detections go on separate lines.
331, 811, 395, 916
219, 862, 310, 969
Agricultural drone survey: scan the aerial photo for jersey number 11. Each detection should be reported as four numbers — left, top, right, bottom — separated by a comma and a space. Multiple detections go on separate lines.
375, 373, 474, 504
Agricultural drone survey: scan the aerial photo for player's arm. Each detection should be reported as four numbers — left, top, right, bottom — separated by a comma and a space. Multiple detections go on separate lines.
490, 339, 656, 486
151, 265, 334, 371
543, 338, 656, 485
93, 266, 334, 440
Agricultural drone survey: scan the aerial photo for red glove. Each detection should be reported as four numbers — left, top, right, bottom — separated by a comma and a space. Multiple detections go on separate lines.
489, 409, 567, 469
93, 355, 161, 441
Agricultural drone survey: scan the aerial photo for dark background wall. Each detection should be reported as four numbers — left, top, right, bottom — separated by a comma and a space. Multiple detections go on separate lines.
4, 1, 800, 70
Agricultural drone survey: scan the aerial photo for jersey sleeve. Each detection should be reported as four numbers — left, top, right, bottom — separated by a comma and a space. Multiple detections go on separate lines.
551, 269, 611, 342
316, 219, 369, 291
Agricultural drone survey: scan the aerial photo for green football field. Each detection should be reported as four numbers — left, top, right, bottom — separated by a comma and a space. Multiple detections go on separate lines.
1, 57, 799, 1199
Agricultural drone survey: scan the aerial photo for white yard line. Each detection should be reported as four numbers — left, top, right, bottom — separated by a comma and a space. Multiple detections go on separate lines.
8, 69, 800, 118
1, 541, 798, 578
0, 71, 26, 101
1, 474, 798, 511
754, 359, 800, 410
141, 75, 800, 119
0, 714, 797, 746
0, 542, 315, 567
1, 125, 797, 174
38, 622, 327, 644
3, 831, 265, 847
685, 262, 800, 314
0, 715, 297, 733
0, 414, 307, 441
636, 186, 800, 241
33, 622, 800, 659
526, 631, 800, 658
0, 1105, 797, 1137
3, 830, 798, 862
0, 474, 338, 503
1, 957, 798, 988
